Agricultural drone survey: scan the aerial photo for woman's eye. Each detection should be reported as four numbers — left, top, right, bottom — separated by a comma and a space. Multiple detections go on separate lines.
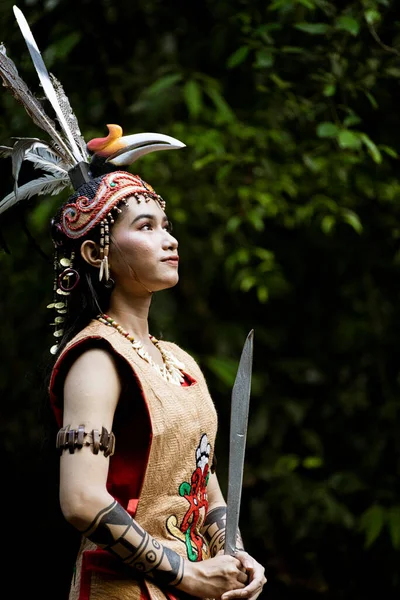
140, 222, 152, 230
164, 221, 173, 232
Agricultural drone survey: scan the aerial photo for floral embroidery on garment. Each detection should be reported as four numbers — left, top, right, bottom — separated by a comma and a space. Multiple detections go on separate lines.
166, 433, 211, 561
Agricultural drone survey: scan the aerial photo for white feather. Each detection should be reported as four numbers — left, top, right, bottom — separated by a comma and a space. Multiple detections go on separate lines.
10, 137, 44, 186
13, 5, 85, 163
0, 174, 69, 215
25, 145, 68, 175
0, 145, 13, 157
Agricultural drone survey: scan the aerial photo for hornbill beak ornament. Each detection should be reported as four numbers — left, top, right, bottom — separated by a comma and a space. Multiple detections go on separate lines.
87, 124, 186, 167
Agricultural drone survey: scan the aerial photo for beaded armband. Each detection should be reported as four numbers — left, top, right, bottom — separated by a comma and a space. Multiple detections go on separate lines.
56, 425, 115, 457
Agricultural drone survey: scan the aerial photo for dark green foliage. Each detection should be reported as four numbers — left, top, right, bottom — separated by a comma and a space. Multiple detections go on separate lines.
1, 0, 399, 597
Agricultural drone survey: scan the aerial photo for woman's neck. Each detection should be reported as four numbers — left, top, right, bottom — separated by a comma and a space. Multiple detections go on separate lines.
106, 288, 153, 341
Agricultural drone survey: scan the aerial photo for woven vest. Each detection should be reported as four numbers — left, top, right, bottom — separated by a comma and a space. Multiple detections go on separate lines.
50, 320, 218, 600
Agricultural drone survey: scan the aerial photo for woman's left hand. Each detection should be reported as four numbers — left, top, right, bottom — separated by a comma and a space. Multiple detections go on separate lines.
220, 550, 267, 600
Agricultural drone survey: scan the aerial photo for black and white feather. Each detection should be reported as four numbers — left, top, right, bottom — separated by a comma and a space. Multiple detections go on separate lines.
0, 6, 90, 215
0, 141, 70, 214
13, 5, 87, 163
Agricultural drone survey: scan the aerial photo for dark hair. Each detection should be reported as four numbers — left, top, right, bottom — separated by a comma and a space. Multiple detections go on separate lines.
53, 242, 113, 356
49, 194, 124, 356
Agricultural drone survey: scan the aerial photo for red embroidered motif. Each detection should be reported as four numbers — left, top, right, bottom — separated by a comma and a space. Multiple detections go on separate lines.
166, 434, 211, 562
60, 171, 158, 239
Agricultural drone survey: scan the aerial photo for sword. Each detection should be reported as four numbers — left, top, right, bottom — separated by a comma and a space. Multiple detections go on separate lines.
224, 329, 254, 556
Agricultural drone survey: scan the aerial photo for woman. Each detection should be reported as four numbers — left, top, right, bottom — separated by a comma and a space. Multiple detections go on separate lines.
47, 167, 266, 600
0, 7, 267, 600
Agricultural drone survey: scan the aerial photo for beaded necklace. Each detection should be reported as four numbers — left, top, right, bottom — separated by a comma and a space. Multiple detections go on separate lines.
96, 313, 185, 386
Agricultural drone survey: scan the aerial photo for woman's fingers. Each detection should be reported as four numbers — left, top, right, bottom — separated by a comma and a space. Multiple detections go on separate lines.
220, 550, 267, 599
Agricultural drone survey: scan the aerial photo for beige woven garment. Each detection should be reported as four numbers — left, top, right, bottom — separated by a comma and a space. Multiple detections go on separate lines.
56, 320, 218, 600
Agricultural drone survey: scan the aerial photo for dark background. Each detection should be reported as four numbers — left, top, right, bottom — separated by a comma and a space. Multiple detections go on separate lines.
1, 1, 399, 598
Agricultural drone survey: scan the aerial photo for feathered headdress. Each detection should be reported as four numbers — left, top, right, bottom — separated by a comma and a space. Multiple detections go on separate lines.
0, 5, 186, 354
0, 5, 185, 217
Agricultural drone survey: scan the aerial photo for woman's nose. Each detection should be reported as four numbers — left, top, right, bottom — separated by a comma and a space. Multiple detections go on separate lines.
163, 232, 178, 251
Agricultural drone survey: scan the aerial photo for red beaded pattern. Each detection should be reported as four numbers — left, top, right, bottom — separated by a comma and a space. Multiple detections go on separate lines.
60, 171, 159, 239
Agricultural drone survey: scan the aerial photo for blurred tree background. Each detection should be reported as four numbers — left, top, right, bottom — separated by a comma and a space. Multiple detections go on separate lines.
0, 0, 399, 597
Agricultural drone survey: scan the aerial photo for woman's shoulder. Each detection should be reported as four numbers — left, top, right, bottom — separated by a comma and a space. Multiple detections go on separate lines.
63, 344, 121, 409
53, 320, 122, 370
65, 344, 118, 380
49, 321, 127, 419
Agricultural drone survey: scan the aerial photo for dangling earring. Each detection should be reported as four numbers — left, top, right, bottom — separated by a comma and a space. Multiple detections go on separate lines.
104, 276, 115, 290
99, 219, 108, 282
99, 200, 127, 284
47, 249, 80, 354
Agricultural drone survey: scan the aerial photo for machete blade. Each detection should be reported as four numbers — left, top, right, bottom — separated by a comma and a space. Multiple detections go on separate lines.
224, 329, 254, 555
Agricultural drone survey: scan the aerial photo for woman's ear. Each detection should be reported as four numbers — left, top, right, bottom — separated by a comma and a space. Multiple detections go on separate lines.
80, 240, 102, 269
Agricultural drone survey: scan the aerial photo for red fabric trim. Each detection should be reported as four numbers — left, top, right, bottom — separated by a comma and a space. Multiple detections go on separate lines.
80, 549, 150, 599
49, 334, 152, 512
83, 549, 124, 574
127, 498, 139, 516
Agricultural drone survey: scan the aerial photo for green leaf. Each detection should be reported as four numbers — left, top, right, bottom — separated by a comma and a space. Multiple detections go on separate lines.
341, 210, 363, 234
295, 22, 330, 35
227, 45, 250, 69
192, 153, 220, 170
257, 285, 269, 303
385, 67, 400, 78
183, 80, 202, 118
43, 32, 81, 66
359, 505, 385, 548
317, 122, 339, 138
205, 356, 239, 387
364, 91, 378, 109
360, 134, 382, 163
240, 275, 257, 292
281, 46, 305, 54
364, 10, 381, 25
254, 49, 274, 68
144, 73, 183, 97
323, 83, 336, 97
335, 15, 360, 36
226, 216, 241, 233
205, 87, 236, 123
274, 454, 300, 475
247, 210, 265, 231
343, 114, 361, 127
303, 456, 323, 469
269, 73, 291, 89
380, 145, 398, 159
321, 215, 335, 234
298, 0, 316, 8
338, 130, 362, 149
387, 506, 400, 549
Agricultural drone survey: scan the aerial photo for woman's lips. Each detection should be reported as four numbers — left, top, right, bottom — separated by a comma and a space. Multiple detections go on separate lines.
162, 255, 179, 265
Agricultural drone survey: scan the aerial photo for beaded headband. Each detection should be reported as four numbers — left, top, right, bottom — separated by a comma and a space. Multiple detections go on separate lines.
58, 172, 162, 240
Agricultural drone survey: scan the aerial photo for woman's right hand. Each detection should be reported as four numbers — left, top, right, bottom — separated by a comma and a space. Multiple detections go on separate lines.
178, 554, 249, 599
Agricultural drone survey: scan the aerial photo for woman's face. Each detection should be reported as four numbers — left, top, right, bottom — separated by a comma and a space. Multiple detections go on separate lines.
108, 196, 179, 294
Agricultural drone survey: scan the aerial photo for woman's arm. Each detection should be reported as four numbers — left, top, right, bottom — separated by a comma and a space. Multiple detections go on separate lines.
59, 348, 250, 599
202, 472, 244, 557
202, 472, 267, 600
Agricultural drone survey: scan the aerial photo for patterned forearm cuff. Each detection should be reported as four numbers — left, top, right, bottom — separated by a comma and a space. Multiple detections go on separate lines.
202, 505, 245, 556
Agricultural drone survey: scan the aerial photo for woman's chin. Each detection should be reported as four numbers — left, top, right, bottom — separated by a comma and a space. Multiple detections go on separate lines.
166, 274, 180, 288
152, 274, 179, 292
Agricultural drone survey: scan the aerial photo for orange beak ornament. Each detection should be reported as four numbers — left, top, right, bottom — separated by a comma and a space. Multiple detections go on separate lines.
87, 124, 186, 167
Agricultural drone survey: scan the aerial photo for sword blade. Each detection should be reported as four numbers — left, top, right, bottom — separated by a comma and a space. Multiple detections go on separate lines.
224, 329, 254, 555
